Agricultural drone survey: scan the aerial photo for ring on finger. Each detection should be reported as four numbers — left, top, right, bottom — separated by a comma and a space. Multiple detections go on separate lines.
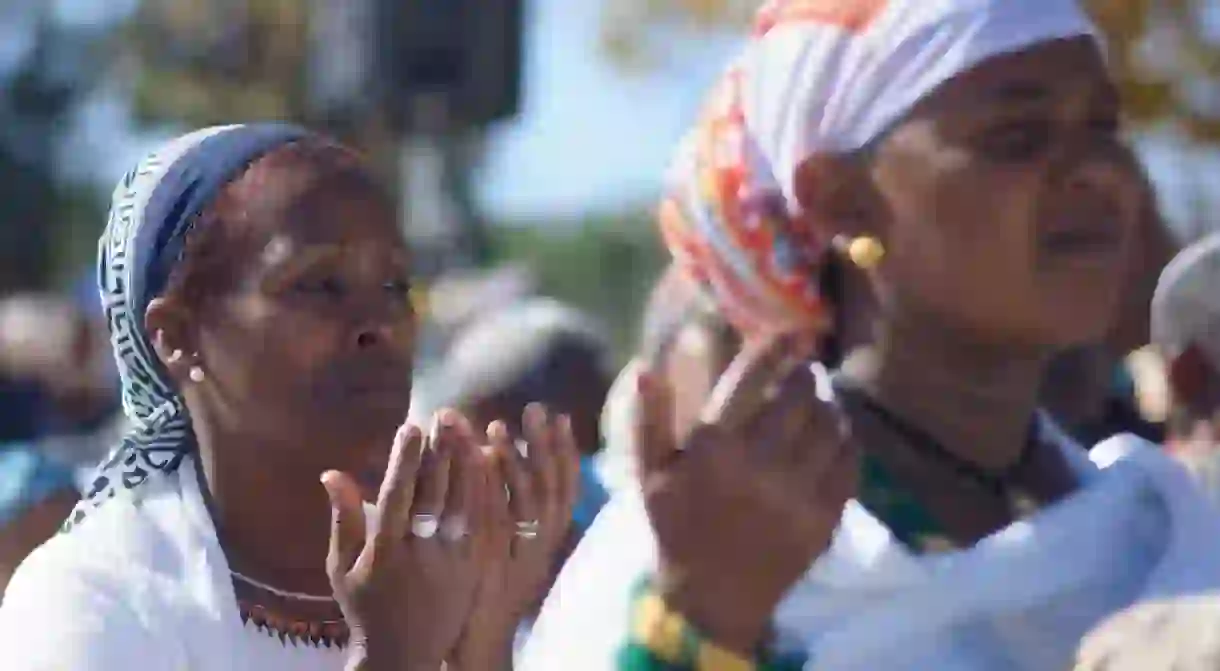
410, 513, 439, 539
515, 519, 540, 540
440, 515, 469, 542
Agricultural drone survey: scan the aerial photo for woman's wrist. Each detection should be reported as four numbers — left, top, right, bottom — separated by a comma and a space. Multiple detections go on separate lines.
451, 617, 518, 671
345, 635, 444, 671
626, 577, 784, 671
655, 573, 775, 656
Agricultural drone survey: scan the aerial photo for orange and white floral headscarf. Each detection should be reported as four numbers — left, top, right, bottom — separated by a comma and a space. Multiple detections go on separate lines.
659, 0, 1099, 335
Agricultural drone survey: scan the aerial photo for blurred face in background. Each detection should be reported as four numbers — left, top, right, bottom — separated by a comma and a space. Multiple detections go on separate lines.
0, 294, 116, 428
460, 349, 612, 458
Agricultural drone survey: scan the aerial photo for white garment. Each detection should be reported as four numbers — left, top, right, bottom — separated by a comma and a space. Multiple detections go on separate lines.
0, 456, 349, 671
594, 360, 645, 496
521, 373, 1220, 670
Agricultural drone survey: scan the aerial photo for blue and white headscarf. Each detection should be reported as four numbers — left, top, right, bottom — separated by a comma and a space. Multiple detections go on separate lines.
63, 123, 311, 533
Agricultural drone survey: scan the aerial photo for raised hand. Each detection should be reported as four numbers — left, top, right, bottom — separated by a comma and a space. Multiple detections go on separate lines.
637, 333, 857, 655
323, 411, 491, 671
450, 404, 582, 670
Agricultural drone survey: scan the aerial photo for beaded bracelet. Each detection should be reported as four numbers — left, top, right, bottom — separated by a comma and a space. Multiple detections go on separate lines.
622, 579, 805, 671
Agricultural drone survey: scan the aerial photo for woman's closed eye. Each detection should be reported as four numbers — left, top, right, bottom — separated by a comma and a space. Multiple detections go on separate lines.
975, 119, 1052, 162
294, 275, 346, 297
383, 278, 410, 294
383, 278, 412, 303
1086, 110, 1121, 138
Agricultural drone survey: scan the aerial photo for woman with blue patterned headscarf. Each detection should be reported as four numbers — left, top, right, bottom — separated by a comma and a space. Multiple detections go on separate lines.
0, 124, 581, 670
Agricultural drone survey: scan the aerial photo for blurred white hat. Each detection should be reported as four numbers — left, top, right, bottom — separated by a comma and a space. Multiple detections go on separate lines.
1151, 232, 1220, 370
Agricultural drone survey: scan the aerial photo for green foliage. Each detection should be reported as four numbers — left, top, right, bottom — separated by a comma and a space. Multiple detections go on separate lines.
0, 13, 101, 292
489, 210, 668, 360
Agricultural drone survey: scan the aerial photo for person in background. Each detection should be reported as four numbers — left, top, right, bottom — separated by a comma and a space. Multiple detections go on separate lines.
597, 267, 741, 495
426, 298, 614, 557
1149, 232, 1220, 501
0, 443, 76, 596
0, 287, 122, 593
1040, 345, 1163, 448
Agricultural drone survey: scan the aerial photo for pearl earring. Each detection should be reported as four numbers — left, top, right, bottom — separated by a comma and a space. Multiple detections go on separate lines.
189, 366, 206, 383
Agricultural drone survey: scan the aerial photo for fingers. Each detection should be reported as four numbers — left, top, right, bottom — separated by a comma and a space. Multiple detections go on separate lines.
702, 332, 812, 434
490, 420, 539, 525
440, 417, 481, 548
522, 404, 559, 503
635, 369, 678, 475
471, 448, 510, 565
322, 470, 367, 579
408, 412, 456, 539
748, 362, 823, 463
553, 414, 582, 514
374, 423, 425, 542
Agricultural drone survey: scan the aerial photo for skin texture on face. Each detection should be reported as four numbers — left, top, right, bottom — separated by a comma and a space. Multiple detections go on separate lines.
149, 141, 416, 485
799, 37, 1145, 350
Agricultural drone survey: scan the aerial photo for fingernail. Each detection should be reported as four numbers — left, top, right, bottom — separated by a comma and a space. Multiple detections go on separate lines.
637, 372, 652, 394
437, 408, 458, 427
319, 472, 338, 502
430, 412, 443, 445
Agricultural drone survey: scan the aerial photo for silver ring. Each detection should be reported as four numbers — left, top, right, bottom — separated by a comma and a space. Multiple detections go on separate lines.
440, 515, 469, 542
515, 519, 540, 539
410, 513, 439, 539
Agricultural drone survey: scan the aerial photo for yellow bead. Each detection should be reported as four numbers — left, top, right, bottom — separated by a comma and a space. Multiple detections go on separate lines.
698, 640, 758, 671
847, 236, 885, 270
632, 592, 686, 664
409, 286, 430, 316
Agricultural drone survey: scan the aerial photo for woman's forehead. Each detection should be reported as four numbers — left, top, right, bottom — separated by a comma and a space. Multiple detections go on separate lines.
910, 37, 1113, 118
232, 161, 400, 244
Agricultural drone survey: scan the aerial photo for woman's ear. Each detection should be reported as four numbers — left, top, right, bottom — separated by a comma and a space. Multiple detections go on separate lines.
144, 296, 197, 382
792, 151, 888, 241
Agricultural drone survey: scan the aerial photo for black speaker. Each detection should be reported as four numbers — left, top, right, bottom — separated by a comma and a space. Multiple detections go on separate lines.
373, 0, 524, 132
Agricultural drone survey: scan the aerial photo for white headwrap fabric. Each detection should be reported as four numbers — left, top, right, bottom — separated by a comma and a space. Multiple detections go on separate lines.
659, 0, 1100, 334
1151, 232, 1220, 371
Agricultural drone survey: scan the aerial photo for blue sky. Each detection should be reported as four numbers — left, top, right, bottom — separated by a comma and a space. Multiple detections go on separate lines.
476, 1, 739, 217
18, 0, 1220, 235
55, 0, 740, 221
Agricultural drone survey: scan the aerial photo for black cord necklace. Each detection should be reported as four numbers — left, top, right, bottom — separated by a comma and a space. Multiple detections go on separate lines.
831, 376, 1036, 501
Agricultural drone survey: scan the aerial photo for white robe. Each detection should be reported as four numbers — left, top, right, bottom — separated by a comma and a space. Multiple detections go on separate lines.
521, 369, 1220, 671
0, 456, 354, 671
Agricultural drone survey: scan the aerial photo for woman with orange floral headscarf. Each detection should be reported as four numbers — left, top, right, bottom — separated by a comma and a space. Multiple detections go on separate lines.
519, 0, 1220, 669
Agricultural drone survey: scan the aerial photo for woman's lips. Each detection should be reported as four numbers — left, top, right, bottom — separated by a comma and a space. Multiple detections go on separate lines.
1038, 226, 1123, 265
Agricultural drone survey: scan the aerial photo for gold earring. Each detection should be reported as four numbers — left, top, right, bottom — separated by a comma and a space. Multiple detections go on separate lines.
846, 236, 885, 270
409, 286, 429, 317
